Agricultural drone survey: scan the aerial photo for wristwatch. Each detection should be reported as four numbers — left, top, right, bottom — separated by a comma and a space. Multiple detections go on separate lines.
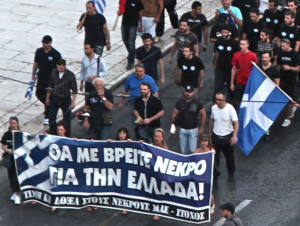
102, 97, 106, 101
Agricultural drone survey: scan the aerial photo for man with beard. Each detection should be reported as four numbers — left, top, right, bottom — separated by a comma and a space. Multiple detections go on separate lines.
136, 33, 165, 84
231, 39, 258, 110
134, 82, 164, 143
177, 45, 205, 97
263, 0, 284, 39
209, 92, 239, 181
171, 85, 206, 155
258, 51, 280, 140
232, 0, 258, 23
257, 28, 279, 65
287, 0, 300, 25
180, 1, 209, 52
31, 35, 61, 125
277, 38, 300, 127
276, 10, 300, 51
242, 8, 267, 53
79, 43, 108, 95
213, 24, 239, 101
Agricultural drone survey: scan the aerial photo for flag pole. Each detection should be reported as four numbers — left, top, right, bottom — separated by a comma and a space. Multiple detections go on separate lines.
251, 62, 295, 103
112, 15, 119, 31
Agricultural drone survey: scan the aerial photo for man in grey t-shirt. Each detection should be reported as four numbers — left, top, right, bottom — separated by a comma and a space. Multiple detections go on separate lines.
220, 202, 243, 226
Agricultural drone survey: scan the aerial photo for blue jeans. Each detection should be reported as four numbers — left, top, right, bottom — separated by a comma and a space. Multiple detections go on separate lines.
136, 126, 155, 143
49, 99, 72, 136
179, 127, 198, 155
91, 125, 111, 140
121, 25, 138, 64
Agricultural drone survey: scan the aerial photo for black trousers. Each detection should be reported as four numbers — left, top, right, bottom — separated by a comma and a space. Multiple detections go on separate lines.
214, 69, 235, 102
36, 85, 50, 119
7, 156, 20, 192
213, 134, 235, 177
156, 1, 179, 37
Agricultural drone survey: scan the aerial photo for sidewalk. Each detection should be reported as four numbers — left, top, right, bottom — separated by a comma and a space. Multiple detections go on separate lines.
0, 0, 221, 157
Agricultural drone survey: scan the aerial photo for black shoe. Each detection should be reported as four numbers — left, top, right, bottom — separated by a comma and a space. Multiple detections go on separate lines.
264, 134, 269, 141
126, 63, 134, 70
228, 174, 235, 182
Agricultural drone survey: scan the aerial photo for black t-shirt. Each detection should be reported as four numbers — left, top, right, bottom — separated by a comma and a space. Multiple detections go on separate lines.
136, 45, 162, 81
1, 131, 13, 149
258, 63, 280, 81
277, 49, 300, 83
263, 9, 284, 38
175, 98, 204, 129
295, 12, 300, 26
180, 12, 208, 42
34, 47, 61, 87
122, 0, 144, 26
177, 55, 205, 87
209, 23, 238, 40
232, 0, 257, 22
257, 40, 279, 63
214, 37, 240, 72
242, 19, 267, 52
134, 95, 163, 128
80, 13, 107, 46
86, 88, 114, 126
277, 23, 300, 50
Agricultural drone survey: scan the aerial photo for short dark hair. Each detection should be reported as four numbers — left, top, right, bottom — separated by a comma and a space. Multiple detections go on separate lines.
269, 0, 279, 6
260, 28, 270, 36
57, 59, 66, 66
179, 18, 190, 26
183, 45, 194, 53
250, 8, 259, 15
287, 0, 298, 6
261, 51, 271, 57
191, 1, 202, 9
216, 92, 226, 100
281, 38, 291, 45
240, 38, 249, 44
285, 10, 296, 19
116, 127, 130, 140
85, 43, 95, 49
140, 82, 151, 91
86, 1, 95, 7
141, 33, 152, 40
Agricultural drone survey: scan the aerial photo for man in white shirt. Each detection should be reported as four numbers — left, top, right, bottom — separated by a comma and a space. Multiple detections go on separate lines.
209, 92, 239, 182
80, 43, 108, 94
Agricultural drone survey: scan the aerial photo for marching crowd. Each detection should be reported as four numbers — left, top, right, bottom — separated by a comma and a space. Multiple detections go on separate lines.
3, 0, 300, 224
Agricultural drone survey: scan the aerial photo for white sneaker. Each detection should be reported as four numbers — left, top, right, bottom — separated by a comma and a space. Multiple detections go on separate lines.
290, 106, 297, 118
282, 119, 291, 127
14, 195, 21, 205
10, 193, 16, 201
43, 118, 49, 125
154, 37, 160, 43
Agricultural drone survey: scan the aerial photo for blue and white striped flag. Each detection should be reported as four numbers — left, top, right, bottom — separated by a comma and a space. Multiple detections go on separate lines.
94, 0, 106, 14
237, 63, 291, 155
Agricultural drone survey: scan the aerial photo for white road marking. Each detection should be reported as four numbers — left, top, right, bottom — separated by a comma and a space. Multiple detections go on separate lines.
212, 200, 252, 226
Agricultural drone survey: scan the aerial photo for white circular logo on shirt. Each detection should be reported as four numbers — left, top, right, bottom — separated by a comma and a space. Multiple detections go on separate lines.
274, 19, 278, 24
227, 46, 232, 51
218, 45, 224, 50
190, 66, 195, 71
253, 28, 259, 33
266, 18, 271, 23
290, 33, 294, 38
180, 37, 185, 42
281, 32, 287, 36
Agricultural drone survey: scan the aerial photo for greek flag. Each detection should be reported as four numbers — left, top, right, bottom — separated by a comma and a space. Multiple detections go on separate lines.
237, 63, 291, 155
94, 0, 106, 14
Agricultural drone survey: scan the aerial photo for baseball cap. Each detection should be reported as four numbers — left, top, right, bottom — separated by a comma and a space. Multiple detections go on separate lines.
219, 202, 235, 214
221, 24, 231, 32
42, 35, 52, 43
185, 85, 194, 93
219, 13, 228, 25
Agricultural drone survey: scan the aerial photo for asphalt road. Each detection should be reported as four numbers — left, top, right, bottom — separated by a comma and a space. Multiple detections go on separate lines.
1, 38, 300, 226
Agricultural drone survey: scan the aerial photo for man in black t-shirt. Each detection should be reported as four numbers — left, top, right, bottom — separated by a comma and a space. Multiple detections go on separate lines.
83, 78, 114, 140
31, 35, 61, 125
119, 0, 144, 70
210, 13, 239, 43
77, 1, 111, 57
213, 24, 239, 101
136, 33, 165, 84
263, 0, 284, 39
180, 1, 208, 52
276, 10, 300, 51
171, 85, 206, 155
177, 45, 205, 97
277, 38, 300, 127
257, 28, 279, 64
232, 0, 258, 23
287, 0, 300, 25
134, 82, 164, 143
242, 8, 267, 52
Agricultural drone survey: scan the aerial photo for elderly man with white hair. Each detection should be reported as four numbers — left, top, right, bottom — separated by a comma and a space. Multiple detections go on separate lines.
83, 78, 114, 140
